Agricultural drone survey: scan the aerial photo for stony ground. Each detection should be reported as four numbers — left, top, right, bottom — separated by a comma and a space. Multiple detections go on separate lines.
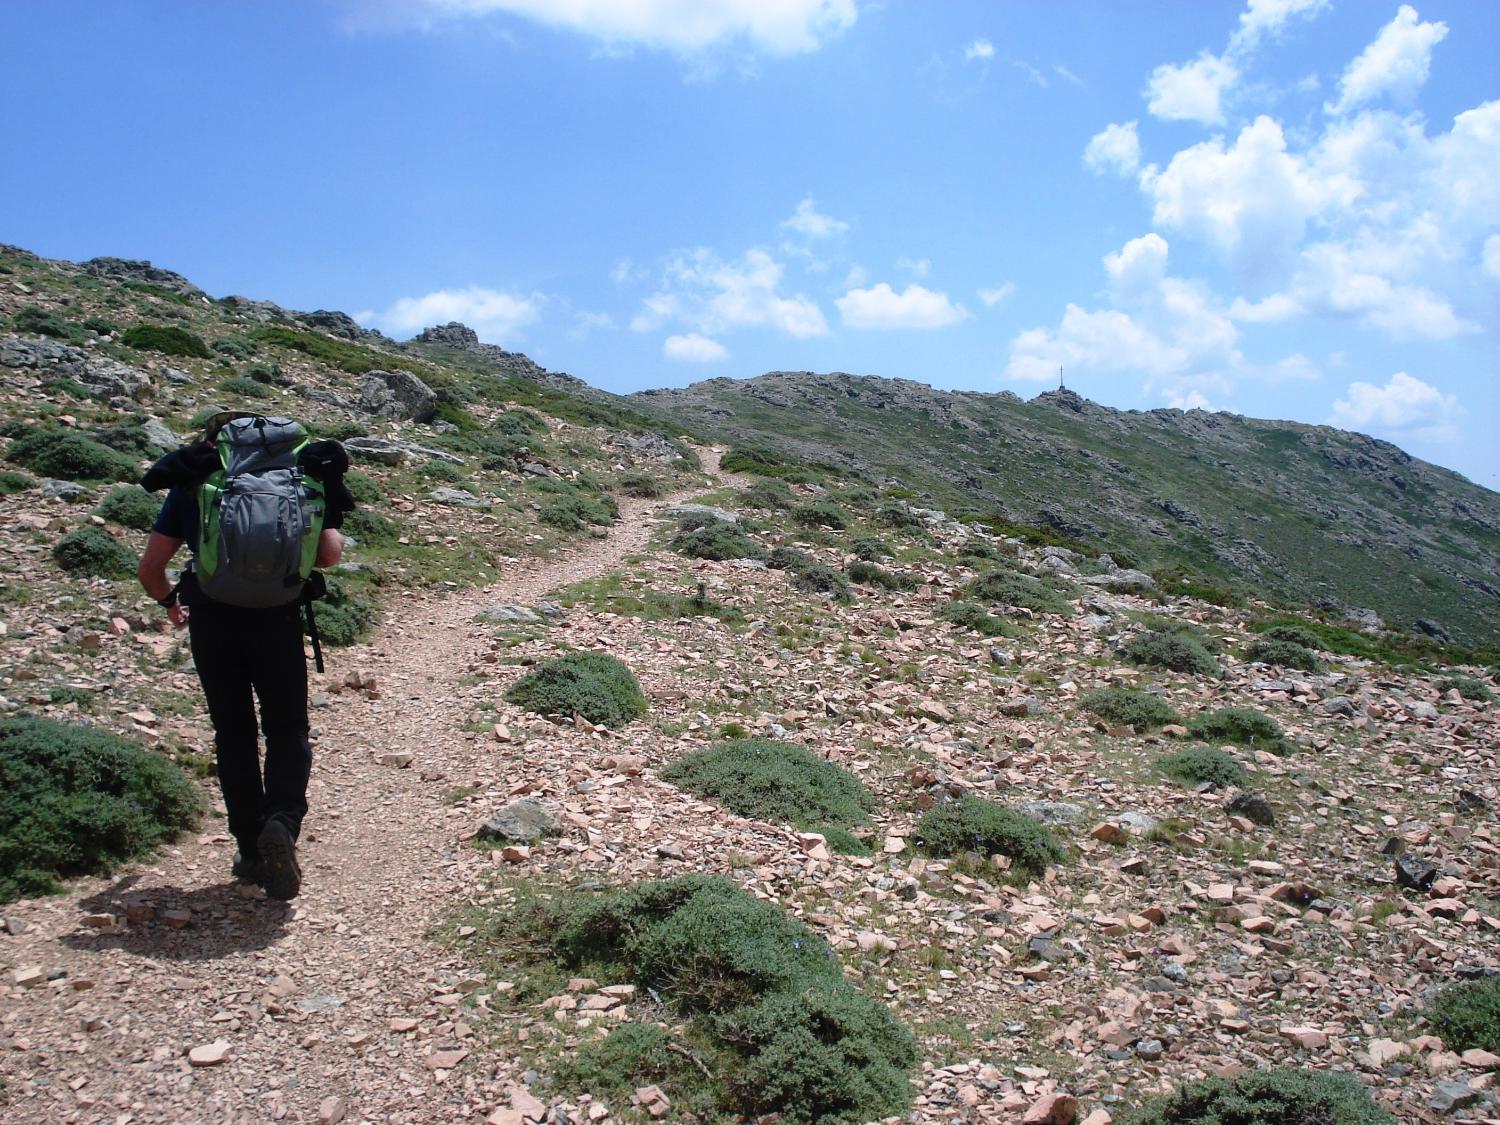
2, 449, 1499, 1125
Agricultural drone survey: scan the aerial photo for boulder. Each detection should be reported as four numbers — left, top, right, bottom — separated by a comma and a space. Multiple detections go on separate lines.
1079, 569, 1157, 594
298, 309, 363, 340
1225, 791, 1276, 827
0, 334, 153, 402
476, 605, 542, 624
1394, 852, 1437, 892
359, 369, 437, 422
142, 417, 179, 451
430, 488, 490, 510
342, 437, 407, 466
663, 503, 738, 524
416, 322, 480, 349
1017, 801, 1085, 826
478, 800, 561, 844
82, 256, 204, 298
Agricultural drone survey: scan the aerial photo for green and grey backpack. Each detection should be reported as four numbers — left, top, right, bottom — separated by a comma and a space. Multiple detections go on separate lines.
194, 415, 326, 609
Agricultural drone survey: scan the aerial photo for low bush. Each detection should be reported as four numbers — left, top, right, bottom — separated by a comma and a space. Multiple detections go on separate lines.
343, 470, 384, 506
1187, 707, 1291, 754
212, 336, 255, 359
958, 540, 1007, 562
93, 485, 161, 531
0, 469, 33, 494
1082, 687, 1179, 732
220, 376, 270, 399
241, 363, 284, 385
492, 407, 548, 437
415, 459, 465, 483
662, 739, 872, 832
1125, 1068, 1394, 1125
1438, 675, 1495, 703
721, 446, 831, 480
13, 306, 76, 339
876, 503, 926, 531
616, 471, 665, 498
739, 479, 796, 510
91, 420, 162, 456
964, 569, 1073, 616
938, 600, 1016, 637
432, 399, 478, 431
849, 535, 890, 561
121, 324, 212, 358
791, 500, 848, 530
311, 579, 379, 646
506, 651, 647, 728
767, 545, 814, 571
340, 509, 400, 547
847, 560, 917, 591
1259, 623, 1326, 650
6, 428, 139, 482
819, 825, 872, 855
540, 495, 616, 533
0, 715, 202, 902
790, 561, 851, 602
552, 1024, 708, 1113
53, 526, 136, 577
1428, 977, 1500, 1053
83, 315, 118, 336
496, 874, 915, 1124
1245, 636, 1321, 672
1160, 746, 1246, 789
670, 520, 762, 561
916, 796, 1065, 875
1123, 630, 1220, 676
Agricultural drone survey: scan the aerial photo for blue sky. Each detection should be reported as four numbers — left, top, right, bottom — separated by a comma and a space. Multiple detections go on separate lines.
3, 1, 1497, 487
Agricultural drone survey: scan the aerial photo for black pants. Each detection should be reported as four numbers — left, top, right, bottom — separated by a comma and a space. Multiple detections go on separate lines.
188, 600, 312, 858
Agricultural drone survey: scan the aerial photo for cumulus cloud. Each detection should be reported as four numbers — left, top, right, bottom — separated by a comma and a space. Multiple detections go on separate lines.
1230, 0, 1329, 53
836, 282, 968, 329
895, 256, 931, 278
1084, 121, 1140, 176
1328, 5, 1447, 116
1483, 235, 1500, 279
632, 247, 829, 339
663, 332, 728, 362
781, 196, 849, 239
356, 285, 542, 342
1329, 371, 1460, 437
965, 38, 993, 62
380, 0, 858, 55
1006, 304, 1188, 382
1145, 51, 1238, 126
978, 282, 1015, 307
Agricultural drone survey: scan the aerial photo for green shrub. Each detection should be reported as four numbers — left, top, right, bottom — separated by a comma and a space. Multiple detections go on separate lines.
876, 503, 926, 531
1438, 675, 1495, 703
671, 521, 762, 561
1259, 623, 1325, 651
1160, 746, 1246, 789
415, 459, 465, 483
220, 375, 270, 399
790, 561, 851, 602
311, 579, 378, 646
83, 315, 118, 336
616, 471, 665, 498
1187, 707, 1291, 754
964, 569, 1073, 616
241, 363, 283, 385
740, 479, 795, 509
1123, 630, 1220, 676
1245, 636, 1321, 672
791, 501, 848, 530
847, 560, 917, 591
850, 536, 890, 561
1428, 977, 1500, 1053
340, 509, 399, 546
958, 540, 1006, 562
492, 408, 548, 436
540, 495, 616, 533
93, 485, 161, 531
506, 651, 647, 728
1082, 687, 1179, 732
767, 545, 814, 571
552, 1024, 706, 1110
819, 825, 872, 855
212, 336, 255, 359
90, 420, 161, 456
14, 306, 76, 339
0, 715, 202, 902
915, 796, 1065, 875
6, 429, 139, 482
432, 399, 478, 431
0, 469, 33, 494
662, 739, 872, 830
53, 526, 135, 577
938, 600, 1016, 637
504, 874, 915, 1124
721, 446, 828, 479
343, 470, 384, 506
121, 324, 212, 358
1125, 1067, 1395, 1125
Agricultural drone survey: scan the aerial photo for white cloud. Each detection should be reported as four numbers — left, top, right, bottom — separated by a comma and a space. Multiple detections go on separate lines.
570, 310, 614, 337
1014, 61, 1048, 88
1167, 388, 1214, 410
1228, 293, 1303, 323
1483, 235, 1500, 279
836, 282, 968, 329
781, 196, 849, 239
632, 247, 829, 338
1329, 370, 1460, 437
356, 285, 542, 342
964, 38, 993, 62
895, 256, 931, 278
1145, 51, 1238, 126
842, 263, 867, 289
1230, 0, 1329, 53
663, 332, 728, 362
1084, 121, 1140, 176
1054, 64, 1082, 86
1006, 305, 1189, 382
978, 282, 1015, 307
395, 0, 858, 55
1328, 5, 1447, 116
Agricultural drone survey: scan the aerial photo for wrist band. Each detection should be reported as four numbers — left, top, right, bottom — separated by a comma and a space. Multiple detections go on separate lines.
157, 594, 177, 608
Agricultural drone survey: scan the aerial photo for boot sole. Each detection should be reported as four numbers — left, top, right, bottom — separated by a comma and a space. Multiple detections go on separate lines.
257, 820, 302, 901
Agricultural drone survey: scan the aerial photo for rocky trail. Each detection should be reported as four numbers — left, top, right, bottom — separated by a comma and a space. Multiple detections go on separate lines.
0, 460, 733, 1125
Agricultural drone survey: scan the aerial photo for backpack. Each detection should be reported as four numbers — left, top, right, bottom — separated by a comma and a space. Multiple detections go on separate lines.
194, 415, 327, 610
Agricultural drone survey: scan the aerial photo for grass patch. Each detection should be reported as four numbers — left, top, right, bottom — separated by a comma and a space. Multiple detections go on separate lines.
560, 574, 744, 625
311, 578, 379, 646
915, 796, 1065, 875
938, 600, 1018, 637
0, 715, 202, 902
343, 470, 384, 506
6, 428, 139, 482
847, 561, 917, 591
1122, 629, 1220, 676
53, 526, 136, 578
963, 569, 1073, 615
506, 651, 647, 728
121, 323, 211, 358
1125, 1068, 1394, 1125
0, 469, 33, 494
1428, 977, 1500, 1054
1160, 746, 1246, 789
13, 306, 78, 339
661, 739, 872, 832
1187, 707, 1291, 755
93, 485, 161, 531
220, 375, 270, 399
481, 874, 916, 1123
1081, 687, 1179, 732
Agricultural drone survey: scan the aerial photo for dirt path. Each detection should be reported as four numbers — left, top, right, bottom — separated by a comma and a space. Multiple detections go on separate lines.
0, 455, 731, 1124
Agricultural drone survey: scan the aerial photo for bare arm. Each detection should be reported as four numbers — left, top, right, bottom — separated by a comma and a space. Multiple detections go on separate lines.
138, 532, 188, 627
315, 528, 344, 568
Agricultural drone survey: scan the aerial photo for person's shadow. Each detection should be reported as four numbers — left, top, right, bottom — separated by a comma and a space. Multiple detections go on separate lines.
61, 874, 291, 960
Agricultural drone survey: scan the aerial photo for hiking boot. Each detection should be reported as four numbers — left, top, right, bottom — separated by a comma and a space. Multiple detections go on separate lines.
230, 851, 263, 884
256, 818, 302, 901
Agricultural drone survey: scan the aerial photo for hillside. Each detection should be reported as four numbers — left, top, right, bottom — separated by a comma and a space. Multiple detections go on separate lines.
635, 371, 1500, 652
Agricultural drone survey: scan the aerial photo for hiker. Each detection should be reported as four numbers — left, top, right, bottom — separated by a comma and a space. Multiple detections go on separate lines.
137, 413, 355, 900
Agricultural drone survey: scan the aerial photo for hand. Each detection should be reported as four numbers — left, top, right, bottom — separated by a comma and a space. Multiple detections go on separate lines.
168, 603, 188, 629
